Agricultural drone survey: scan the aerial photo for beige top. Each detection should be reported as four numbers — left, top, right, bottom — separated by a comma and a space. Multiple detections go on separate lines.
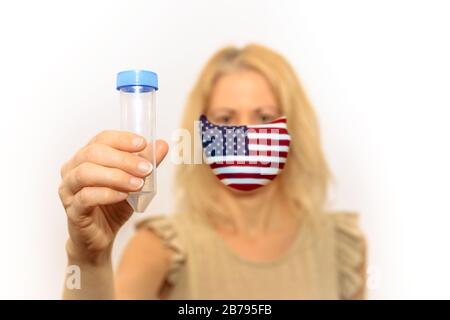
135, 211, 364, 300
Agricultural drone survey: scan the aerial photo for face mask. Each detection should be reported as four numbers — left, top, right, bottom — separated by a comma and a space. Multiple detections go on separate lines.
199, 114, 291, 191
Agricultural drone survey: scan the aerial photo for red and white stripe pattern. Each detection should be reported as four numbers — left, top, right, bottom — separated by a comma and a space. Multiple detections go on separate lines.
200, 115, 290, 191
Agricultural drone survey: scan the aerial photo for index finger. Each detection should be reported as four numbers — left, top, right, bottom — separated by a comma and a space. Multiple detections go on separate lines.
89, 130, 147, 152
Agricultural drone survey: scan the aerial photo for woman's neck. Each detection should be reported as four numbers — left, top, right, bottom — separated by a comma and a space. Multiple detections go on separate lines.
210, 180, 295, 237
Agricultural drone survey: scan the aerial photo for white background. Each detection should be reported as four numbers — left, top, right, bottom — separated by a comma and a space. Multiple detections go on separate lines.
0, 0, 449, 299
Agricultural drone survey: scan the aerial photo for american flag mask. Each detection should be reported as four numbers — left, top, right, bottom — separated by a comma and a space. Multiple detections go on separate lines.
199, 114, 291, 191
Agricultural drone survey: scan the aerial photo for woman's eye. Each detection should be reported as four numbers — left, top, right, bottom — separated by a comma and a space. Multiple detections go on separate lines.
218, 116, 231, 124
259, 114, 275, 123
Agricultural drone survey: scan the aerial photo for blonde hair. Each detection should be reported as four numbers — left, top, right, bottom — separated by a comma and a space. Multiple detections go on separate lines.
174, 43, 330, 223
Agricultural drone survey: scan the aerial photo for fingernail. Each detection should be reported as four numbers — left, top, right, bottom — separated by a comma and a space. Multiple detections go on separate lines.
130, 177, 144, 188
132, 136, 144, 147
137, 161, 152, 174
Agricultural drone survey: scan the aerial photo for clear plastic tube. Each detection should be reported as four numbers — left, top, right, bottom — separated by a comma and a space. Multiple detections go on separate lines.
117, 70, 158, 212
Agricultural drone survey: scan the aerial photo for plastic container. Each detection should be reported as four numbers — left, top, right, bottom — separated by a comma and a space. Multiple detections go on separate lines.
116, 70, 158, 212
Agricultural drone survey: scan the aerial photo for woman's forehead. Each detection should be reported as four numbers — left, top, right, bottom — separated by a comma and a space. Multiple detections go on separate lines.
207, 105, 279, 115
208, 70, 278, 112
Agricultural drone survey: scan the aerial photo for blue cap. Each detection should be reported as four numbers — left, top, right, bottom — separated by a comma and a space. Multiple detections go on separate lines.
116, 70, 158, 90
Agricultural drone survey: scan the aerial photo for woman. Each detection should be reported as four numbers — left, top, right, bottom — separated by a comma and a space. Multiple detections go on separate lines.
59, 44, 366, 299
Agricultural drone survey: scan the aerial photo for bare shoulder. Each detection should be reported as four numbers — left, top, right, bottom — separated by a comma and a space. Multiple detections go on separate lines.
115, 227, 172, 299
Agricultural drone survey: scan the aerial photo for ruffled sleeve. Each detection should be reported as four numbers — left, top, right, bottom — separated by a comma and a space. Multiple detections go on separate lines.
329, 212, 366, 299
135, 215, 187, 285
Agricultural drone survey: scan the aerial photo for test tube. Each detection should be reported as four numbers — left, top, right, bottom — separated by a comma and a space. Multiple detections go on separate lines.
116, 70, 158, 212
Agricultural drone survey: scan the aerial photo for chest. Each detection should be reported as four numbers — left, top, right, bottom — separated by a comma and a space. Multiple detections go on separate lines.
167, 225, 340, 299
215, 224, 300, 263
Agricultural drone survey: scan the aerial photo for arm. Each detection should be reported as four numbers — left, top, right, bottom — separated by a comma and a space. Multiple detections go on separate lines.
63, 229, 170, 300
115, 229, 171, 299
62, 241, 115, 300
58, 130, 169, 300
